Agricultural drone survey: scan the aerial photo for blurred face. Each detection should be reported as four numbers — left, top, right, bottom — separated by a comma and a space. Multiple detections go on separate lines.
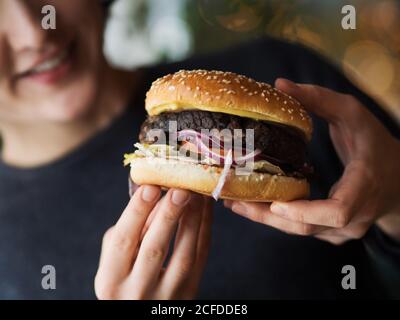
0, 0, 106, 124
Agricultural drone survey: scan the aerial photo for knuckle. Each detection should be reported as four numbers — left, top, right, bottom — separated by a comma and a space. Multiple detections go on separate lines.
295, 209, 306, 224
176, 256, 195, 278
143, 247, 165, 263
163, 208, 181, 223
298, 224, 314, 236
129, 205, 147, 218
334, 204, 351, 228
345, 94, 363, 113
112, 234, 136, 252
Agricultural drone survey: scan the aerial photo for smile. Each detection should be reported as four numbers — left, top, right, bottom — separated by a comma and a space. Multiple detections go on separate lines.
28, 47, 70, 75
15, 42, 75, 85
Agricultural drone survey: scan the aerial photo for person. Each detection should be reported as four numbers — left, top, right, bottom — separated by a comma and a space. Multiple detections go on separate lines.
0, 0, 399, 299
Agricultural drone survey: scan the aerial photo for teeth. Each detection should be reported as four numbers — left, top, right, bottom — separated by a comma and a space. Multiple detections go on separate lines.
31, 49, 68, 74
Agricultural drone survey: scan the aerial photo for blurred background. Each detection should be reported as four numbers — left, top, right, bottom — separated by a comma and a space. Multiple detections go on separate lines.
104, 0, 400, 121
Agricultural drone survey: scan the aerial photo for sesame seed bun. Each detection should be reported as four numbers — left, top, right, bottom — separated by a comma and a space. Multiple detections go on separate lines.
129, 157, 310, 202
146, 70, 313, 140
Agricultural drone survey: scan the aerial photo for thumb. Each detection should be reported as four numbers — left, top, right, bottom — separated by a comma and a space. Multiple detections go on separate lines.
275, 78, 358, 125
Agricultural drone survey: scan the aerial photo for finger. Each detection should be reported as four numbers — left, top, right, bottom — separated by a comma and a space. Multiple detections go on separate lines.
140, 190, 171, 241
194, 197, 213, 275
96, 185, 161, 286
270, 160, 368, 227
314, 233, 349, 246
140, 201, 162, 241
182, 196, 214, 299
318, 221, 370, 240
275, 78, 358, 124
227, 201, 327, 236
127, 189, 191, 296
159, 194, 205, 295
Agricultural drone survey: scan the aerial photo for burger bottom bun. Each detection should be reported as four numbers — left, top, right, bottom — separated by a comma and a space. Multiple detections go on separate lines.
129, 157, 309, 202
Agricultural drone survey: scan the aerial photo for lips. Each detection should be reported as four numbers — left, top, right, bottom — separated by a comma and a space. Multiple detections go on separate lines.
14, 42, 75, 84
27, 48, 70, 74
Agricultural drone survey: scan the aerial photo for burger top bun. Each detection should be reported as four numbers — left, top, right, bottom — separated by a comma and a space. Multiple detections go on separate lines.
146, 70, 313, 140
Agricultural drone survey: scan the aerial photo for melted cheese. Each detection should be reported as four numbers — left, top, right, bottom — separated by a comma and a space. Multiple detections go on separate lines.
148, 103, 278, 123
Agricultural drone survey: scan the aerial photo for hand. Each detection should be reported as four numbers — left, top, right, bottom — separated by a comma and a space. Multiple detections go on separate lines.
225, 79, 400, 244
95, 186, 213, 299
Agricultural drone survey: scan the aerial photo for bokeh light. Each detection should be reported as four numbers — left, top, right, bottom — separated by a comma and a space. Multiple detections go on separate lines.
106, 0, 400, 121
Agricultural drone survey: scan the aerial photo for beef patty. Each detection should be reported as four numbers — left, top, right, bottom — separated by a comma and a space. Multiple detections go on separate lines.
139, 110, 308, 171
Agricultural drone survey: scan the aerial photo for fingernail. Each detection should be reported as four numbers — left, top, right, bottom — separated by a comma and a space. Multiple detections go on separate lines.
271, 202, 288, 217
172, 189, 191, 206
141, 185, 159, 202
232, 202, 247, 214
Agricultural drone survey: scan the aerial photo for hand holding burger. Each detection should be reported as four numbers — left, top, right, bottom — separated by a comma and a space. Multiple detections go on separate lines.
95, 186, 213, 299
225, 79, 400, 244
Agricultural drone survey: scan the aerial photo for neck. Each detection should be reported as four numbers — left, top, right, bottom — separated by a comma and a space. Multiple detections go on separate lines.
0, 65, 139, 168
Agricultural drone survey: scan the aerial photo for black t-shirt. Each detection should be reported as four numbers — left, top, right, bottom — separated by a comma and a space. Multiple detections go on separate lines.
0, 38, 399, 299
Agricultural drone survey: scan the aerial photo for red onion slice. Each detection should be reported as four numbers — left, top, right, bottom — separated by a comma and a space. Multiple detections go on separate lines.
177, 130, 261, 165
212, 149, 233, 201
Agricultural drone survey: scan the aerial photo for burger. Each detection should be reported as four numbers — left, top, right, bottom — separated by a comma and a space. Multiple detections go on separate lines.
124, 70, 313, 201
